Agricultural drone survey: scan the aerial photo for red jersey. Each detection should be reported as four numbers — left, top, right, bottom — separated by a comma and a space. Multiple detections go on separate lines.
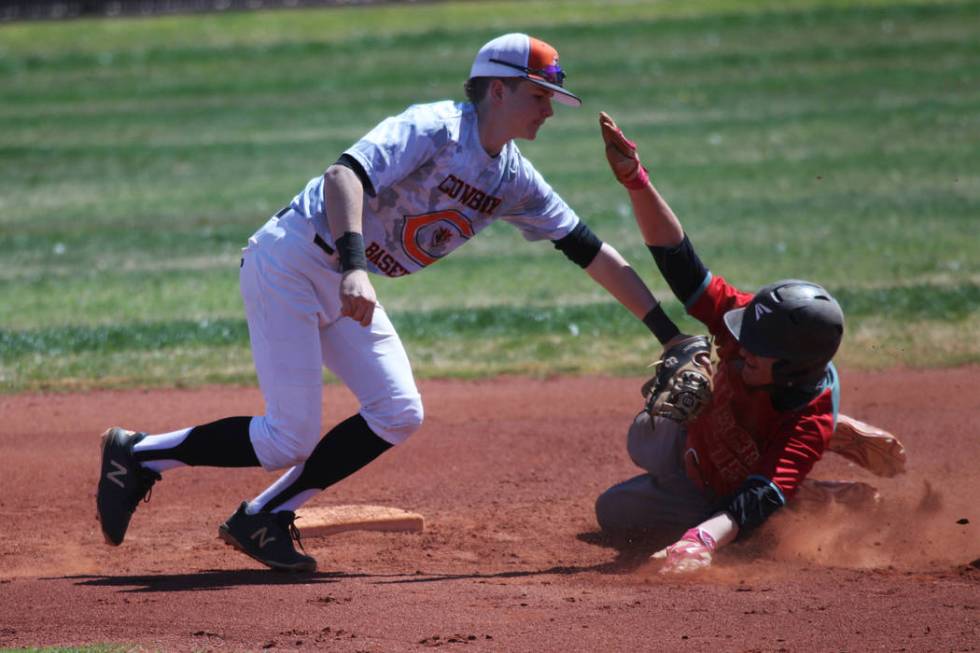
683, 274, 839, 501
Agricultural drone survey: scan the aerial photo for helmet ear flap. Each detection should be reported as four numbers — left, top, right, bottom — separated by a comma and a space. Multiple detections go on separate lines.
772, 357, 831, 387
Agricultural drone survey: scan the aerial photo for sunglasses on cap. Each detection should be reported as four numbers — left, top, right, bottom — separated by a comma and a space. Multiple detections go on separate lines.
489, 57, 566, 86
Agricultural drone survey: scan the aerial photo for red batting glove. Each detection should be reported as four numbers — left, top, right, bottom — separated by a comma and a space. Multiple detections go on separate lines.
599, 112, 650, 190
651, 527, 717, 574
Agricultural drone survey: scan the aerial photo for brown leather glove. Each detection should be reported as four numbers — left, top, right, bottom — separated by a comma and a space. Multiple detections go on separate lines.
641, 335, 714, 423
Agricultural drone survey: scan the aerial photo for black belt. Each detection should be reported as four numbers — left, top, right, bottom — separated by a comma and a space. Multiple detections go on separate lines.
314, 233, 335, 256
274, 206, 335, 256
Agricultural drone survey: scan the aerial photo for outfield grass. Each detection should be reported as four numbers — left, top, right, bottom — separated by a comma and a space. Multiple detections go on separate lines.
1, 0, 977, 391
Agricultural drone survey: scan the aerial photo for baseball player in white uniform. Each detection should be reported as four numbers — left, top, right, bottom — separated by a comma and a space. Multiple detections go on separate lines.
96, 33, 680, 572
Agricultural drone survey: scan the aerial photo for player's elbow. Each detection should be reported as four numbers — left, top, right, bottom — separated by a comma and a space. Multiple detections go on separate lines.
324, 164, 352, 186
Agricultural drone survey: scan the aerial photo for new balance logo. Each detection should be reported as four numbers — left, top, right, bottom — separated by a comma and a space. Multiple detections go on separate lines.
106, 460, 127, 488
250, 527, 276, 548
754, 304, 773, 320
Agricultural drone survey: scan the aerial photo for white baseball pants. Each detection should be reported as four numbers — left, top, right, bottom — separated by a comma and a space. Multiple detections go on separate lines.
239, 209, 423, 471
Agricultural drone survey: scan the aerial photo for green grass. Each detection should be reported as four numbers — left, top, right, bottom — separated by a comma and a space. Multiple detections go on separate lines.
1, 0, 978, 392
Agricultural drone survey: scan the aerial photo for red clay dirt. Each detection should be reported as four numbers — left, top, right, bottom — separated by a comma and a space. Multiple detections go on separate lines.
1, 368, 978, 651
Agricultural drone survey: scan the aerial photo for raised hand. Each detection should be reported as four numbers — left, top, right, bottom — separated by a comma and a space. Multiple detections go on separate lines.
599, 111, 649, 189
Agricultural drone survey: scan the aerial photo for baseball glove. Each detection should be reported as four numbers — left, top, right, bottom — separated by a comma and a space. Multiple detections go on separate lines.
641, 335, 714, 423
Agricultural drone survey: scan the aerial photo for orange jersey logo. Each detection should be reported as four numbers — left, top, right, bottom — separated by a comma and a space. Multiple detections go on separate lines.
401, 210, 475, 267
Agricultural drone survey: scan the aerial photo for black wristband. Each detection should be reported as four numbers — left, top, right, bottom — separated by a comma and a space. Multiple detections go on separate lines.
720, 477, 786, 536
642, 303, 680, 345
336, 232, 367, 272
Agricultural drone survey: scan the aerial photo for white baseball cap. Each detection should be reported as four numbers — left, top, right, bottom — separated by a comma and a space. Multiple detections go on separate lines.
469, 33, 581, 108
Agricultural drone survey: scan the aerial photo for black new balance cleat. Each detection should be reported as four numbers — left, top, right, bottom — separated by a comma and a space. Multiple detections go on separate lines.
218, 502, 317, 573
96, 427, 161, 546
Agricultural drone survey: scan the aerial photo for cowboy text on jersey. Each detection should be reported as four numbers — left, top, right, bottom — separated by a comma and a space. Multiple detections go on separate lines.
437, 175, 502, 215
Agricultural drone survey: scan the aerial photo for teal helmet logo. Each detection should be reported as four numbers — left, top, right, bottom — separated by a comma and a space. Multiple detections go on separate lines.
723, 280, 844, 387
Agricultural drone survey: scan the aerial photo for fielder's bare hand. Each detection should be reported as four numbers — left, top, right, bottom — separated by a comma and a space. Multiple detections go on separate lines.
340, 269, 377, 327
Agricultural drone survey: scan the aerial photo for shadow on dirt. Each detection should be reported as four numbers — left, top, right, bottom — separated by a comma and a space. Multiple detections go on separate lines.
378, 531, 680, 584
374, 565, 598, 585
576, 529, 676, 572
51, 533, 676, 592
60, 567, 610, 592
55, 569, 371, 593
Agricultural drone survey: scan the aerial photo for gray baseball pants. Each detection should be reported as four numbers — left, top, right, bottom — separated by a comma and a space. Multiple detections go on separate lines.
595, 412, 715, 537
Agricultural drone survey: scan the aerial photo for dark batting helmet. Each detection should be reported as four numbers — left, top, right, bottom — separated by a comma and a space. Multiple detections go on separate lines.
722, 280, 844, 387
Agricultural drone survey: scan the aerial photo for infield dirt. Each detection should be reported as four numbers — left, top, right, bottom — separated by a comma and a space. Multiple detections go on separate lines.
1, 368, 977, 651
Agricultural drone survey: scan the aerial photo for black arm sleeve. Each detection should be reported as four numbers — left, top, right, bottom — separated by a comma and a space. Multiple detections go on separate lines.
552, 221, 603, 268
646, 234, 709, 305
717, 476, 786, 537
334, 153, 376, 198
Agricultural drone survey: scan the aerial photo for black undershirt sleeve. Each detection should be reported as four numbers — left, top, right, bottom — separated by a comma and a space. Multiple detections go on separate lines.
717, 477, 787, 536
334, 153, 376, 198
646, 234, 709, 305
552, 221, 603, 268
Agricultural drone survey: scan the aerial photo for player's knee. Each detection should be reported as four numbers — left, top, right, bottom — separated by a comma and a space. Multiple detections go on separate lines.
272, 434, 320, 469
594, 487, 629, 534
401, 396, 425, 432
282, 436, 320, 468
251, 416, 322, 470
362, 394, 424, 445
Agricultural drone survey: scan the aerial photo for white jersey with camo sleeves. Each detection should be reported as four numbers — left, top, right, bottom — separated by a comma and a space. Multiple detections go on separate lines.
289, 101, 580, 277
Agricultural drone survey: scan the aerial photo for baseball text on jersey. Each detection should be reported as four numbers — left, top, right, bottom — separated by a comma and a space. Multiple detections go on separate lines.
365, 242, 410, 277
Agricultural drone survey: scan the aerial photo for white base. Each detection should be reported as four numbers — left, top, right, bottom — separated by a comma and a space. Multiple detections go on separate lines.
297, 504, 425, 538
